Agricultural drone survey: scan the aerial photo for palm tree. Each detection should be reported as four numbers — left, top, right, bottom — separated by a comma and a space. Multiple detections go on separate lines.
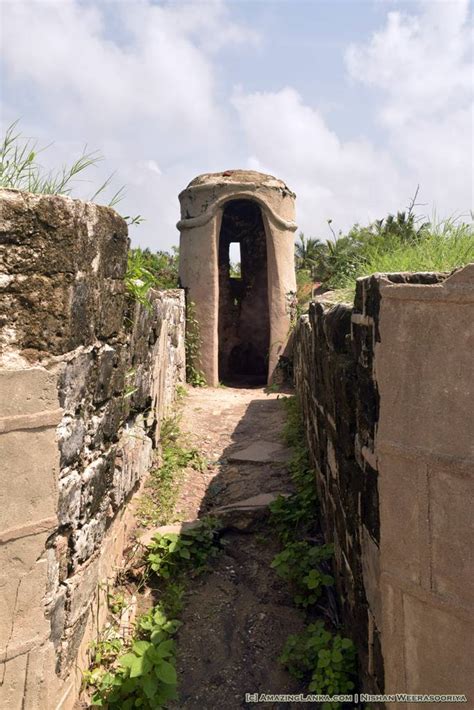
295, 233, 326, 275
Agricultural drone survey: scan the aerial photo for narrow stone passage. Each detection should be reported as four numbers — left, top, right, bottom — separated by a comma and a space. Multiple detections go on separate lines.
169, 386, 310, 709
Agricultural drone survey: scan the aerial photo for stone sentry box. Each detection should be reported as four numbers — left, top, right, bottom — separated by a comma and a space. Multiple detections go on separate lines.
178, 170, 297, 386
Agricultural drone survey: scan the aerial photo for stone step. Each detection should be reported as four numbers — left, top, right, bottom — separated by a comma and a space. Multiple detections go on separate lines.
138, 491, 291, 545
210, 491, 291, 532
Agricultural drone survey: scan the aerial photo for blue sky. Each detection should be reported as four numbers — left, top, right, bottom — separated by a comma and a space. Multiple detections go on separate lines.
1, 0, 472, 250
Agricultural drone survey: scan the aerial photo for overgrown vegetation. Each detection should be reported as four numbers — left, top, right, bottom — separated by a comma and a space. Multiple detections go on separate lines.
185, 300, 206, 387
271, 396, 356, 707
295, 195, 474, 308
83, 394, 220, 708
136, 414, 205, 528
125, 247, 180, 308
269, 397, 319, 543
84, 516, 220, 707
147, 518, 220, 580
123, 253, 207, 388
280, 622, 356, 697
271, 541, 334, 608
85, 597, 180, 708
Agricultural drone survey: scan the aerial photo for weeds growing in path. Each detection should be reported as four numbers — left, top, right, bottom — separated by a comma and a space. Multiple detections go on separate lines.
84, 519, 221, 708
136, 414, 205, 528
271, 396, 357, 708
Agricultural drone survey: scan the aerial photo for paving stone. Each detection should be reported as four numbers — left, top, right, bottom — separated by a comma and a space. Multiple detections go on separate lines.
227, 441, 292, 464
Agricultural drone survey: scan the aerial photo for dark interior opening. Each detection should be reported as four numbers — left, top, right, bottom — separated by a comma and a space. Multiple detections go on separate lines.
218, 199, 270, 387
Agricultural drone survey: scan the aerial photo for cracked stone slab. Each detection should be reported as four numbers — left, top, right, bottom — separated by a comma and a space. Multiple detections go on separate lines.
211, 492, 291, 532
227, 441, 292, 464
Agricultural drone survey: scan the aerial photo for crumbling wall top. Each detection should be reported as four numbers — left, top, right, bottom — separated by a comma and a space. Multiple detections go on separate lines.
181, 170, 295, 198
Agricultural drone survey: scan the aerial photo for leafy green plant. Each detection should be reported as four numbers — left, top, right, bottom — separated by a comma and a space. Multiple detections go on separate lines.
107, 592, 127, 616
280, 621, 356, 708
185, 300, 206, 387
87, 637, 124, 669
271, 395, 359, 703
271, 541, 334, 607
147, 518, 220, 580
269, 397, 319, 542
87, 603, 180, 708
175, 384, 188, 401
83, 517, 219, 709
125, 247, 179, 308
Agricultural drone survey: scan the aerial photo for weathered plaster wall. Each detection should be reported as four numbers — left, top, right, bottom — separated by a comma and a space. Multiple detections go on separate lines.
293, 265, 474, 706
0, 189, 185, 709
178, 170, 297, 386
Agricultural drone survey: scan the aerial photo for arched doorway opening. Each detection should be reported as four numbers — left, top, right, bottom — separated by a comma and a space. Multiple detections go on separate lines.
218, 199, 270, 386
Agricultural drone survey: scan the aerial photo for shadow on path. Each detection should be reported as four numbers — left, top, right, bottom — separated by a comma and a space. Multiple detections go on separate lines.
170, 386, 319, 710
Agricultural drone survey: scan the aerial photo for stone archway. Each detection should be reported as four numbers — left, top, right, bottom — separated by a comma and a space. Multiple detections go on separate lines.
217, 199, 270, 386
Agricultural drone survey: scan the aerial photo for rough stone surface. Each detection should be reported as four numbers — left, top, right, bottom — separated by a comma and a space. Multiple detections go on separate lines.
212, 492, 291, 531
293, 295, 381, 694
0, 190, 186, 709
293, 264, 474, 699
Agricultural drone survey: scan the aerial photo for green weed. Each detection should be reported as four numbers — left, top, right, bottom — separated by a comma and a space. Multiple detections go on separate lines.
0, 120, 141, 224
271, 541, 334, 607
269, 397, 319, 543
86, 592, 182, 709
280, 621, 356, 708
125, 247, 179, 308
273, 396, 358, 704
147, 518, 220, 580
137, 415, 205, 528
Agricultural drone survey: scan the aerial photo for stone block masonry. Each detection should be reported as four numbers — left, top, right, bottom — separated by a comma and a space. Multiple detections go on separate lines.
293, 265, 474, 706
0, 189, 185, 709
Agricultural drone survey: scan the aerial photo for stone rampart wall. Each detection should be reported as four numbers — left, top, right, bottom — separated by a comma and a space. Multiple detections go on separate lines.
293, 265, 474, 707
0, 189, 185, 709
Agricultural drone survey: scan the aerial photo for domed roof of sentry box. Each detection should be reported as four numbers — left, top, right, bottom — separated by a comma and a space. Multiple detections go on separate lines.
182, 170, 296, 198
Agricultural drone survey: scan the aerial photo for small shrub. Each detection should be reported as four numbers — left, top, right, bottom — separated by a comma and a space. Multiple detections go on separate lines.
147, 518, 220, 579
271, 541, 334, 607
125, 247, 179, 308
87, 599, 181, 709
280, 621, 356, 708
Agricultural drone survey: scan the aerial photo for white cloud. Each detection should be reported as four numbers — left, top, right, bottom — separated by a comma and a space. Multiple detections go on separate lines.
345, 0, 473, 215
232, 0, 472, 238
0, 0, 472, 249
232, 86, 404, 236
0, 0, 256, 246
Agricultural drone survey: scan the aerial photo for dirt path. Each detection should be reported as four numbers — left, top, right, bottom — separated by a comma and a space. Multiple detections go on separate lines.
169, 386, 310, 709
